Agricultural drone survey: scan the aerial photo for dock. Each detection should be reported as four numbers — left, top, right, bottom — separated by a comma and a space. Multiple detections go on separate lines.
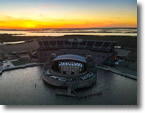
55, 87, 103, 99
55, 87, 75, 97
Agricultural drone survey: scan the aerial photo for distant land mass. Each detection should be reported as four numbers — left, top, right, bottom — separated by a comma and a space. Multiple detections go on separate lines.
0, 27, 137, 31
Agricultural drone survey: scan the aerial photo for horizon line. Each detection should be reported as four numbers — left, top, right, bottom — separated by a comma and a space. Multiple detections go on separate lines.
0, 27, 137, 31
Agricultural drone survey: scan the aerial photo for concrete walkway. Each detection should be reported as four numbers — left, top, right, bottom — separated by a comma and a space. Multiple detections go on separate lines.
96, 65, 137, 80
0, 60, 44, 75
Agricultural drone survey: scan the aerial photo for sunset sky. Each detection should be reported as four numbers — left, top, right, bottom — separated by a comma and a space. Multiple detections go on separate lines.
0, 0, 137, 29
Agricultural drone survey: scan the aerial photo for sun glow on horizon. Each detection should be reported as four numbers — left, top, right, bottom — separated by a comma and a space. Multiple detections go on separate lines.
0, 0, 137, 29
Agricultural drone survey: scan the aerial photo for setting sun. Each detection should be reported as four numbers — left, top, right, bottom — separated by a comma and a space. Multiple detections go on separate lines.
24, 22, 36, 28
0, 0, 137, 29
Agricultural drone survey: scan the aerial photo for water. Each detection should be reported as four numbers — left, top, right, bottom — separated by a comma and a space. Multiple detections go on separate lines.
3, 41, 26, 45
0, 28, 137, 36
0, 66, 137, 105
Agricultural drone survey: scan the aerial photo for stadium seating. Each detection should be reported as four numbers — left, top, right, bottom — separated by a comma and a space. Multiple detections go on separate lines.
38, 39, 116, 52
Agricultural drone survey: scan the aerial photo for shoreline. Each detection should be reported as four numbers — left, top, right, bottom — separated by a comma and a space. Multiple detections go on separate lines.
0, 34, 137, 80
96, 65, 137, 80
1, 62, 136, 81
0, 63, 44, 75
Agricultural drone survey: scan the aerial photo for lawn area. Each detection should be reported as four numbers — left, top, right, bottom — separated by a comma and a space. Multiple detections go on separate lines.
12, 60, 30, 66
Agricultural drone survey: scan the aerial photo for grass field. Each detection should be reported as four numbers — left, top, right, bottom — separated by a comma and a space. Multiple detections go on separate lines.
12, 60, 30, 66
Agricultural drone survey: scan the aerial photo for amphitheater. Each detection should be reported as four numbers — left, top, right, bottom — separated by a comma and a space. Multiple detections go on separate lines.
37, 38, 116, 64
37, 38, 116, 90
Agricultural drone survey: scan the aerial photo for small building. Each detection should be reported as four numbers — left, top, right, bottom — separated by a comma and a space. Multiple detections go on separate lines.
115, 48, 131, 59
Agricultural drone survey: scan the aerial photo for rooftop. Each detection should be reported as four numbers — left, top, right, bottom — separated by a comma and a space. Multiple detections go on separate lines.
53, 54, 87, 63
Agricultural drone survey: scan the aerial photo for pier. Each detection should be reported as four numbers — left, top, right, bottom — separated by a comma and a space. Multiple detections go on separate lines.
55, 85, 103, 99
